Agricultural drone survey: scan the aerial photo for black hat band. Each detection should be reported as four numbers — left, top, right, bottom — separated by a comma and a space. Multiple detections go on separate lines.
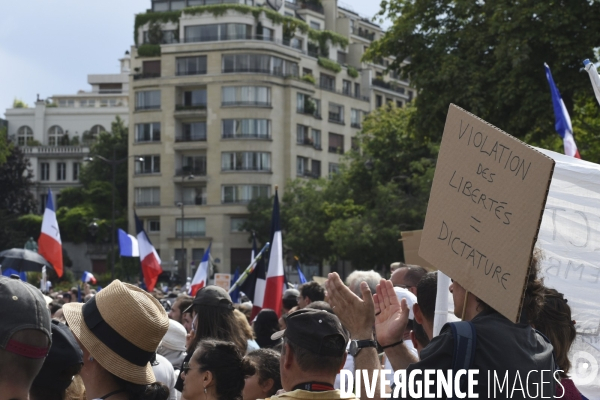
82, 296, 154, 367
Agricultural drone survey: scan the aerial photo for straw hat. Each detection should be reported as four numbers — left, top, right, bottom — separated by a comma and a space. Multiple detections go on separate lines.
63, 280, 169, 385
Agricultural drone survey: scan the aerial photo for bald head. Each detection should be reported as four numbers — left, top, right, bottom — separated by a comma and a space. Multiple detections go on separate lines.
390, 264, 427, 295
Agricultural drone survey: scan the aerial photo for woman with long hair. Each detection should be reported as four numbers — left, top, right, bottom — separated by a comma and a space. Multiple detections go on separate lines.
181, 339, 254, 400
63, 280, 170, 400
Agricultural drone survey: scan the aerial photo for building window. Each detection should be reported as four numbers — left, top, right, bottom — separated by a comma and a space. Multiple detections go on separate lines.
80, 99, 95, 107
148, 219, 161, 232
342, 80, 352, 96
328, 103, 344, 124
185, 23, 251, 42
309, 21, 321, 30
337, 52, 347, 64
179, 89, 207, 109
58, 100, 75, 107
179, 155, 207, 176
328, 133, 344, 154
135, 187, 160, 207
56, 163, 66, 181
222, 119, 270, 139
231, 217, 248, 232
191, 248, 205, 265
40, 163, 50, 181
222, 86, 271, 106
176, 56, 207, 75
181, 186, 207, 205
396, 100, 403, 108
329, 162, 340, 177
351, 109, 361, 128
408, 91, 413, 101
297, 156, 309, 176
135, 155, 160, 174
135, 123, 161, 142
222, 54, 298, 77
376, 95, 383, 108
289, 37, 303, 50
135, 90, 161, 110
176, 218, 206, 238
178, 122, 207, 142
222, 185, 270, 203
143, 29, 178, 44
311, 160, 321, 178
72, 162, 80, 181
221, 152, 271, 171
47, 125, 64, 146
40, 194, 48, 214
355, 83, 361, 98
319, 74, 335, 91
17, 126, 33, 146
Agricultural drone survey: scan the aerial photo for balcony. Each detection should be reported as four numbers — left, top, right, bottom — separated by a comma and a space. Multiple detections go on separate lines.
372, 78, 407, 95
222, 167, 272, 173
135, 105, 161, 111
20, 146, 90, 156
175, 104, 207, 111
297, 170, 320, 178
328, 112, 344, 124
299, 1, 324, 14
175, 167, 206, 177
352, 27, 376, 41
319, 82, 370, 102
297, 137, 322, 150
135, 201, 160, 207
176, 231, 205, 238
175, 133, 207, 142
133, 72, 161, 80
174, 198, 206, 206
328, 146, 344, 154
222, 101, 271, 107
351, 122, 362, 129
222, 133, 271, 140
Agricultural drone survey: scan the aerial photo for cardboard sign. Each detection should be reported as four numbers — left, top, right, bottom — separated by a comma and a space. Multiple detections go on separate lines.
419, 105, 555, 322
400, 230, 436, 271
214, 273, 231, 291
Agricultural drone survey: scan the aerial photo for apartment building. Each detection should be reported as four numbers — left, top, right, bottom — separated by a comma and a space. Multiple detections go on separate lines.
4, 56, 130, 211
129, 0, 412, 279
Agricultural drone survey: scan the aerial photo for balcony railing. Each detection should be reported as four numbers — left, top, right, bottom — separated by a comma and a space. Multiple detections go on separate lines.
222, 133, 271, 140
297, 169, 320, 178
372, 78, 407, 95
175, 133, 207, 142
328, 146, 344, 154
297, 137, 322, 150
176, 69, 207, 76
319, 82, 370, 102
133, 72, 161, 80
175, 104, 207, 111
328, 112, 344, 124
299, 1, 324, 14
135, 201, 160, 207
352, 27, 376, 41
176, 231, 205, 238
20, 146, 90, 155
222, 101, 270, 107
222, 167, 271, 172
222, 67, 298, 78
174, 198, 206, 206
175, 167, 206, 176
351, 122, 362, 129
135, 105, 161, 111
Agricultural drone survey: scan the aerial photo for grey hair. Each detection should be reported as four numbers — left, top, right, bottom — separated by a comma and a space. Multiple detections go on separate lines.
345, 270, 383, 296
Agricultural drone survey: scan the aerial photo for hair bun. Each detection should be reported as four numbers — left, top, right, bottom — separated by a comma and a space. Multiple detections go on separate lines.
241, 357, 257, 377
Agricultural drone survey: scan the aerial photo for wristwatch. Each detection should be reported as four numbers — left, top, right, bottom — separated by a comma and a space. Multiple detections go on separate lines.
348, 339, 377, 357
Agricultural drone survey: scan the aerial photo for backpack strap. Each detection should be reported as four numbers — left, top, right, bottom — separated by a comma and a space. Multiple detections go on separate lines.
448, 321, 477, 399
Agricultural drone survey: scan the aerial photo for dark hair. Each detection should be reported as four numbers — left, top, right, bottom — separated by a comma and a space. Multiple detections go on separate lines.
29, 363, 82, 400
246, 349, 282, 397
110, 375, 169, 400
532, 288, 576, 379
253, 309, 281, 349
178, 297, 193, 316
188, 305, 247, 355
50, 301, 63, 316
282, 297, 297, 311
299, 282, 325, 302
403, 265, 428, 287
194, 339, 255, 400
416, 272, 437, 322
305, 301, 333, 313
411, 322, 430, 349
282, 337, 344, 376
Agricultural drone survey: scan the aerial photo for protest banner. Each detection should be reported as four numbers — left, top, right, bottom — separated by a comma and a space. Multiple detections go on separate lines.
420, 104, 555, 322
535, 148, 600, 397
214, 273, 231, 291
400, 230, 436, 270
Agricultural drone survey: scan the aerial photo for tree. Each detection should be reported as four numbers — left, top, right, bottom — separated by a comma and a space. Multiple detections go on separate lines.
0, 145, 36, 214
0, 127, 12, 165
365, 0, 600, 145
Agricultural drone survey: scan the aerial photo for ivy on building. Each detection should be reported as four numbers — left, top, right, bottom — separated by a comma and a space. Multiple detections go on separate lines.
137, 44, 162, 57
347, 66, 359, 78
318, 57, 342, 73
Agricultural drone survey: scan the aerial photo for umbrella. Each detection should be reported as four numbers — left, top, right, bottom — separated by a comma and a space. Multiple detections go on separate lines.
0, 248, 53, 273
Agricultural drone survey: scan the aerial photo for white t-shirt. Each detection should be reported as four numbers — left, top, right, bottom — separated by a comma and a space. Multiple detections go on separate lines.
153, 353, 180, 400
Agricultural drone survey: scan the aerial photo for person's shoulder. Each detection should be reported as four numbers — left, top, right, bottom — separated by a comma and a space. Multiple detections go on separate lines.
267, 389, 357, 400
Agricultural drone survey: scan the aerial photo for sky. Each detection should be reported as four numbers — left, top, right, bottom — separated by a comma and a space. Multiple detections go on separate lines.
0, 0, 387, 118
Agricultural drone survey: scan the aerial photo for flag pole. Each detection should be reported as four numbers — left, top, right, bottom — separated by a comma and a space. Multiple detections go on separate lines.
229, 242, 270, 294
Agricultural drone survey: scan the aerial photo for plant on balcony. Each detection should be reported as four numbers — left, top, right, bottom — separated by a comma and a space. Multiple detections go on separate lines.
304, 98, 316, 115
147, 20, 164, 45
347, 66, 359, 78
137, 44, 161, 57
301, 74, 316, 84
134, 10, 181, 45
318, 57, 342, 73
309, 30, 349, 50
70, 136, 80, 146
12, 98, 28, 109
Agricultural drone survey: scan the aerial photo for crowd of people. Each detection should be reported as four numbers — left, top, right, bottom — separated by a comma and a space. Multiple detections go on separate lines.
0, 253, 588, 400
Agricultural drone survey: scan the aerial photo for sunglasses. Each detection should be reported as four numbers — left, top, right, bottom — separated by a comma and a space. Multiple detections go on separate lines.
191, 314, 198, 333
182, 362, 194, 374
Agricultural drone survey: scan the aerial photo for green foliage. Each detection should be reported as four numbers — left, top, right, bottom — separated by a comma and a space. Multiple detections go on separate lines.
0, 127, 12, 165
137, 44, 161, 57
147, 20, 164, 44
365, 0, 600, 146
134, 10, 181, 45
241, 196, 274, 246
70, 136, 80, 146
301, 74, 316, 84
0, 211, 29, 250
12, 98, 28, 108
318, 57, 342, 73
572, 95, 600, 164
0, 145, 36, 214
309, 29, 348, 51
15, 214, 43, 239
244, 105, 436, 269
347, 66, 359, 79
304, 97, 316, 115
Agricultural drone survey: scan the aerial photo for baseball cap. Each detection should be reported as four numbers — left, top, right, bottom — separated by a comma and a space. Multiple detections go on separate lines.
271, 309, 348, 357
282, 288, 300, 300
184, 285, 233, 313
32, 320, 83, 390
0, 275, 52, 358
393, 287, 417, 320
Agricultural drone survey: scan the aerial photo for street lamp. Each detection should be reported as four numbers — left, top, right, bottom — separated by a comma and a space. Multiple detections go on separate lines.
177, 164, 195, 283
83, 152, 144, 281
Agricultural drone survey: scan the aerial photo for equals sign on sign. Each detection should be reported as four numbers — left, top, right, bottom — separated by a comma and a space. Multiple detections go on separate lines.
470, 216, 481, 233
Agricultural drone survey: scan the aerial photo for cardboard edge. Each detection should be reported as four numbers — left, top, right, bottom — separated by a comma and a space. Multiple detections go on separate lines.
512, 159, 556, 323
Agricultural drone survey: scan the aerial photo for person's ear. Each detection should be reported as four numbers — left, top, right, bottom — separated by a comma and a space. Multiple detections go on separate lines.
338, 352, 347, 372
282, 343, 294, 370
413, 304, 424, 325
203, 370, 214, 387
409, 330, 420, 352
261, 378, 275, 394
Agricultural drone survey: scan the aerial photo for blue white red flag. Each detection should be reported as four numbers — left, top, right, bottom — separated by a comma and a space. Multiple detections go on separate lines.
135, 212, 162, 292
118, 229, 139, 257
189, 243, 211, 296
38, 189, 63, 277
544, 63, 580, 159
81, 271, 97, 285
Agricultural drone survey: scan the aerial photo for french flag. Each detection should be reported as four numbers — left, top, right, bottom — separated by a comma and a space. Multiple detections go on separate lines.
38, 189, 63, 277
189, 243, 211, 296
81, 271, 97, 285
118, 229, 140, 257
544, 63, 580, 159
135, 212, 162, 292
252, 190, 284, 318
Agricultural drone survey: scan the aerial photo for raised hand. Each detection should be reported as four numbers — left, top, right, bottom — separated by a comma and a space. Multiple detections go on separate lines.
373, 279, 410, 347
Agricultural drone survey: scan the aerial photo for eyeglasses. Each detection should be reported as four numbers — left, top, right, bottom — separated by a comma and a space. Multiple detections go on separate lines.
182, 362, 194, 374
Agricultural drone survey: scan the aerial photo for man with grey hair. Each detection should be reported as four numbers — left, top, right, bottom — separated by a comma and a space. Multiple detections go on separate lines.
389, 262, 406, 275
345, 270, 382, 296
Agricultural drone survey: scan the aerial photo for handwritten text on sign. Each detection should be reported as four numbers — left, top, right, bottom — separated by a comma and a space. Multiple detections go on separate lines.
419, 105, 554, 322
